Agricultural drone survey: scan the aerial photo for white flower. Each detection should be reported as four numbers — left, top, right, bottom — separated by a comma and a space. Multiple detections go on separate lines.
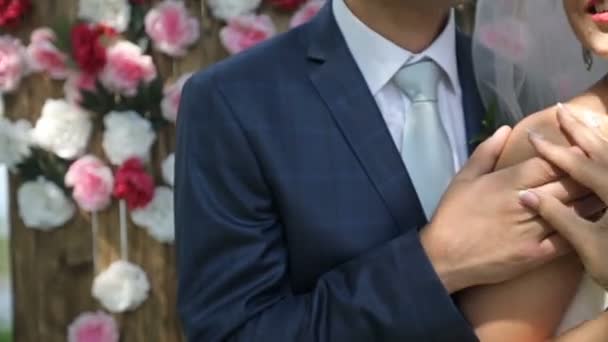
131, 186, 174, 243
17, 177, 75, 230
161, 153, 174, 186
102, 111, 156, 166
207, 0, 261, 21
0, 117, 32, 170
78, 0, 132, 32
32, 99, 92, 160
92, 260, 150, 313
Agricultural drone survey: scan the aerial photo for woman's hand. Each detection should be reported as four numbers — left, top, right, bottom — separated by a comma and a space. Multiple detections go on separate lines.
520, 103, 608, 290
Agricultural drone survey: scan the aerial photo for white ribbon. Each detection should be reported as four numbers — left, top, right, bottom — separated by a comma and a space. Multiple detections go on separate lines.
119, 199, 128, 261
91, 211, 99, 271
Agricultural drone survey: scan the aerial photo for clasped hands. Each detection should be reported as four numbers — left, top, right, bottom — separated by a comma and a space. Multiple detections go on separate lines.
421, 103, 608, 294
521, 104, 608, 290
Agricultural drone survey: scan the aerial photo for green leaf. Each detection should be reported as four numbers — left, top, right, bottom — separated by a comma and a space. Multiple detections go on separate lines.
468, 97, 500, 146
126, 4, 148, 43
482, 97, 499, 131
80, 81, 117, 116
51, 18, 73, 55
15, 148, 71, 194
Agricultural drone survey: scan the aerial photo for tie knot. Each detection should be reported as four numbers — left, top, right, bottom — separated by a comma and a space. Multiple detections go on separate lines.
394, 59, 441, 102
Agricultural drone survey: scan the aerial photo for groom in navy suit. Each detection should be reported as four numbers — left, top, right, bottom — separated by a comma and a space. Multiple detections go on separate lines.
174, 0, 589, 340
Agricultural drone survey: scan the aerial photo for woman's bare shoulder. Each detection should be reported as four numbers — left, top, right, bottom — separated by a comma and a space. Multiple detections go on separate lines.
496, 79, 608, 169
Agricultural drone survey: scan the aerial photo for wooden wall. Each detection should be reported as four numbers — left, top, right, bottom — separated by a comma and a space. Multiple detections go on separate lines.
4, 1, 475, 341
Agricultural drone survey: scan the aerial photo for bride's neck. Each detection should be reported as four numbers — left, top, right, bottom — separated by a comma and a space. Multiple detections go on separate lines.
569, 76, 608, 115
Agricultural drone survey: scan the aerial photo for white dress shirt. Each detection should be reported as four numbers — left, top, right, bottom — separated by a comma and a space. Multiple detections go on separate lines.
333, 0, 467, 171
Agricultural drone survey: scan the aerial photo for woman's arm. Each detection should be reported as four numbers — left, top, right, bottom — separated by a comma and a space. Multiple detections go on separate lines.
458, 80, 608, 342
554, 311, 608, 341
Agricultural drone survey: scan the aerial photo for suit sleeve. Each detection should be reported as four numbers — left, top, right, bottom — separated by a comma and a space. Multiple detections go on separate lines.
174, 71, 478, 342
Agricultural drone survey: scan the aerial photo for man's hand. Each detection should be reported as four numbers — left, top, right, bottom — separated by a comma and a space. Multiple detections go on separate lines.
420, 126, 604, 294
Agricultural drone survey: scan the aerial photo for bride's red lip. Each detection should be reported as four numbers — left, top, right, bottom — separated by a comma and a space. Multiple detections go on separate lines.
592, 12, 608, 23
587, 0, 608, 23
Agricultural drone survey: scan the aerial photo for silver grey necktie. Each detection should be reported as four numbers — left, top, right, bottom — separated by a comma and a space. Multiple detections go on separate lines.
394, 59, 455, 219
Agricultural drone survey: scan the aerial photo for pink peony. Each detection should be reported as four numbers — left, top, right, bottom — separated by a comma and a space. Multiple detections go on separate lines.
65, 155, 114, 212
477, 19, 529, 63
289, 0, 324, 28
68, 311, 119, 342
0, 35, 26, 93
64, 71, 97, 104
145, 1, 200, 57
26, 27, 69, 80
99, 41, 157, 97
161, 72, 192, 123
219, 14, 276, 55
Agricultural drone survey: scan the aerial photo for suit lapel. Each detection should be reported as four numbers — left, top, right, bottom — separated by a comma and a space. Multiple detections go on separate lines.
456, 31, 486, 156
306, 3, 427, 232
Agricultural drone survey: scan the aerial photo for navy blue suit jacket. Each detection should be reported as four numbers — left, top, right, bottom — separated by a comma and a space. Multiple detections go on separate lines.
175, 3, 484, 341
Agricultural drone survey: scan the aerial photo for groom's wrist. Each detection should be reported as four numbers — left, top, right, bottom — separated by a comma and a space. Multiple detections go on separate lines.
420, 226, 472, 294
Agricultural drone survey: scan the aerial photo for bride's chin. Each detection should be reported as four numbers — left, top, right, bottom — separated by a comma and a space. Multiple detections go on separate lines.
580, 30, 608, 58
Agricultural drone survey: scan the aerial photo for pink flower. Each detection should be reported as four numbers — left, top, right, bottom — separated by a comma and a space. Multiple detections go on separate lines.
477, 19, 529, 63
26, 27, 69, 80
0, 35, 26, 93
220, 14, 276, 55
161, 72, 192, 123
145, 1, 200, 57
100, 41, 157, 97
0, 0, 31, 29
67, 311, 119, 342
65, 155, 114, 212
64, 71, 97, 104
289, 0, 324, 28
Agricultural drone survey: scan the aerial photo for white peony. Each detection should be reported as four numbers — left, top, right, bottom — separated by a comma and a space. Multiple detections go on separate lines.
92, 260, 150, 313
17, 177, 75, 230
78, 0, 132, 32
207, 0, 261, 21
102, 111, 156, 166
0, 117, 32, 170
161, 153, 174, 186
32, 99, 92, 160
131, 186, 174, 243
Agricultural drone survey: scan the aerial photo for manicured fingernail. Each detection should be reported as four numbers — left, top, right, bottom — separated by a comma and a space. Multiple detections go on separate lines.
527, 129, 544, 142
557, 102, 573, 114
519, 190, 540, 209
557, 102, 575, 122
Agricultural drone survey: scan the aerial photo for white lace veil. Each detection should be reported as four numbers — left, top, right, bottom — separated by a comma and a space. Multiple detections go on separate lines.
472, 0, 608, 122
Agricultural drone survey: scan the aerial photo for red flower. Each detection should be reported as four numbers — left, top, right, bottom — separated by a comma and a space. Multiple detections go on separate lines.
113, 158, 155, 210
0, 0, 31, 28
267, 0, 306, 11
70, 23, 108, 75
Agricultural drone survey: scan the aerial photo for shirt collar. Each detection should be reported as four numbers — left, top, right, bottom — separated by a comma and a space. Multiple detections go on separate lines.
333, 0, 461, 96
